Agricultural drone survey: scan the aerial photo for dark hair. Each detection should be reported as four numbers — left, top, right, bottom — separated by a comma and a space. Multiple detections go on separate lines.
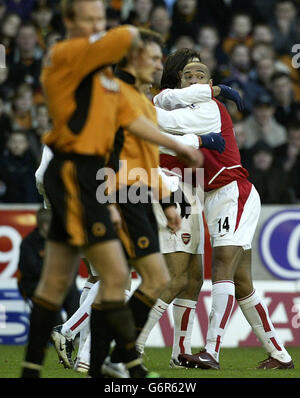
270, 71, 291, 83
138, 27, 163, 47
17, 21, 37, 35
149, 3, 169, 20
251, 140, 274, 155
253, 22, 272, 30
160, 48, 201, 89
8, 130, 29, 141
118, 28, 163, 68
229, 41, 249, 55
198, 24, 219, 36
61, 0, 76, 19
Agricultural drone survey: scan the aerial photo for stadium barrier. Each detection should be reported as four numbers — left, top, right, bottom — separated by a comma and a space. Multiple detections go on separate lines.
0, 204, 299, 346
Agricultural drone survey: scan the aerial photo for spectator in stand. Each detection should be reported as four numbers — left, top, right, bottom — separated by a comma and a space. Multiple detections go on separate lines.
0, 65, 14, 101
169, 0, 204, 46
223, 43, 251, 86
31, 1, 55, 50
9, 83, 35, 131
233, 120, 252, 169
0, 12, 21, 58
242, 57, 275, 113
270, 72, 300, 128
254, 57, 276, 92
149, 5, 172, 54
275, 120, 300, 202
0, 130, 41, 203
250, 42, 292, 75
8, 22, 43, 91
171, 35, 196, 52
33, 103, 51, 137
122, 0, 154, 28
0, 0, 7, 19
30, 103, 51, 161
248, 141, 293, 204
222, 12, 253, 55
0, 94, 12, 153
222, 43, 267, 115
197, 25, 229, 69
252, 23, 274, 45
269, 0, 298, 55
243, 94, 287, 149
250, 41, 300, 98
250, 42, 276, 65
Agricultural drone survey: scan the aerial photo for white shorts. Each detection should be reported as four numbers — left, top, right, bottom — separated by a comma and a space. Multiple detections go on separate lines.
153, 181, 205, 254
204, 180, 261, 250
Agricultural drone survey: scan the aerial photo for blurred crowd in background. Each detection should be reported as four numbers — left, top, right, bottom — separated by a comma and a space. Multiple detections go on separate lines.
0, 0, 300, 205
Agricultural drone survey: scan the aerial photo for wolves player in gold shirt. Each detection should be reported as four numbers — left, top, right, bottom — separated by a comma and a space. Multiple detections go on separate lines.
21, 0, 202, 379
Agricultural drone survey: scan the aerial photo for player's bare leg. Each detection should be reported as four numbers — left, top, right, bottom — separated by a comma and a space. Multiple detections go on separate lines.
211, 245, 244, 283
233, 249, 253, 299
109, 252, 170, 365
177, 254, 203, 301
131, 252, 170, 301
128, 252, 170, 337
160, 252, 192, 302
83, 240, 129, 303
235, 250, 294, 369
21, 241, 81, 377
136, 252, 203, 363
136, 251, 190, 354
36, 241, 81, 305
82, 239, 148, 378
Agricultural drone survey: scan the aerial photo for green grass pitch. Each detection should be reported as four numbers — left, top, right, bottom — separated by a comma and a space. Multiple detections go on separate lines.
0, 345, 299, 379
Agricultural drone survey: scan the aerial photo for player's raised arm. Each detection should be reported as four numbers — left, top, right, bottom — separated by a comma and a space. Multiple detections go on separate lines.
51, 1, 141, 78
154, 84, 214, 110
71, 25, 141, 80
153, 83, 243, 111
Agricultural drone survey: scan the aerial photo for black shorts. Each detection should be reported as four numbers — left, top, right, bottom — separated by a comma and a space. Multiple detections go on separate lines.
44, 152, 118, 247
116, 187, 160, 259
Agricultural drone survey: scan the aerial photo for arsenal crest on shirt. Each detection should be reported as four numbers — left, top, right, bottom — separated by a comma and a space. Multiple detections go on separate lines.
181, 233, 191, 245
